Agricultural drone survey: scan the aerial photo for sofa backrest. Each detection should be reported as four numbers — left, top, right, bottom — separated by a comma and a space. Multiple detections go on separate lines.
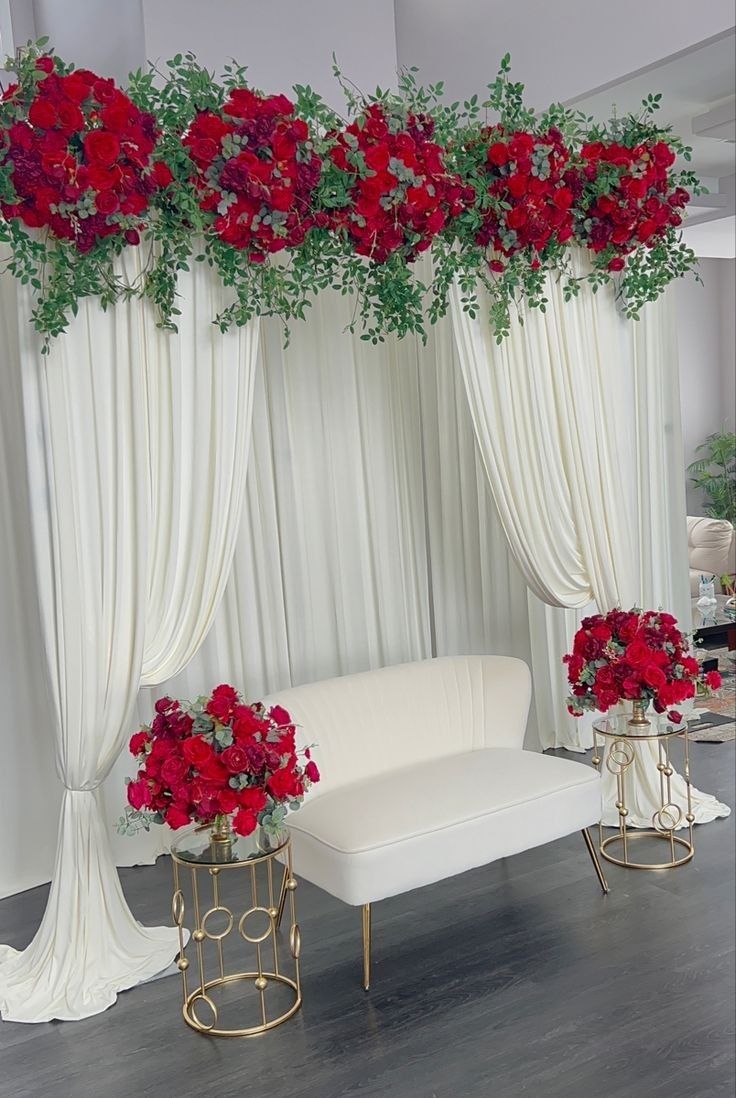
264, 655, 532, 799
687, 516, 736, 588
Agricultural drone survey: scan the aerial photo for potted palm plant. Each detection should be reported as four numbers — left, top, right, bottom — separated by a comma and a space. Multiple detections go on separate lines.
687, 430, 736, 524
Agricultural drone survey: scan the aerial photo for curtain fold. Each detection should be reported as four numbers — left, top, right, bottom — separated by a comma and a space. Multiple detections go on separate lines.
450, 256, 637, 611
140, 267, 260, 685
0, 269, 179, 1022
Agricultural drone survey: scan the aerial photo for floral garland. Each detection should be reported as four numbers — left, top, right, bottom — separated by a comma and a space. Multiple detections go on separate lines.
0, 44, 702, 350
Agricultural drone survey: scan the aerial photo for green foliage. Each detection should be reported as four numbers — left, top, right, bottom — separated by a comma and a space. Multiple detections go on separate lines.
687, 430, 736, 524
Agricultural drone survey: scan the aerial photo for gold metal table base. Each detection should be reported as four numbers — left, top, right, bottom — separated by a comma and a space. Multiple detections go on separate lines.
592, 714, 695, 872
599, 829, 694, 871
171, 830, 301, 1038
183, 971, 301, 1037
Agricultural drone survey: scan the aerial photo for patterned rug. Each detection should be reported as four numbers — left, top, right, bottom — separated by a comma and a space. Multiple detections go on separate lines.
687, 645, 736, 743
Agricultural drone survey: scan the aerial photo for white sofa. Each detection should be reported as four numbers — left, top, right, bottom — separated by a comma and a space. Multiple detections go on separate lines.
687, 516, 736, 595
266, 655, 605, 990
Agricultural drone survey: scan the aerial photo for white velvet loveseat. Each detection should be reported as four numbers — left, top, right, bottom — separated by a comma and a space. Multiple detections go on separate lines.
265, 655, 605, 989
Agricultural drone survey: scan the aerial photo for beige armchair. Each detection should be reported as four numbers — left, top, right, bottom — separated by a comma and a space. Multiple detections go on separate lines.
687, 516, 736, 595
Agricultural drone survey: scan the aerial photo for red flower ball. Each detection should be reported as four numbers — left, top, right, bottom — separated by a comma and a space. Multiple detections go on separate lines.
0, 57, 173, 252
184, 88, 322, 262
327, 103, 469, 264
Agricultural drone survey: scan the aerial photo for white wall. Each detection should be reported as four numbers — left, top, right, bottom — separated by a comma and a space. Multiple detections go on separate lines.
394, 0, 736, 109
142, 0, 399, 110
31, 0, 146, 84
676, 259, 736, 515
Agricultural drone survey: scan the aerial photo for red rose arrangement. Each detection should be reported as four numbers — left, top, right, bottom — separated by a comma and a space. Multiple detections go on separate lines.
564, 607, 721, 722
471, 126, 575, 272
573, 139, 689, 272
124, 684, 319, 836
326, 103, 471, 264
0, 55, 173, 252
183, 88, 323, 262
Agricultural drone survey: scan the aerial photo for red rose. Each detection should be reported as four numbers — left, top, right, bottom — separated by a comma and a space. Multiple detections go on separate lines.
100, 103, 131, 133
487, 142, 510, 167
165, 805, 191, 830
35, 56, 56, 75
95, 189, 120, 215
239, 787, 267, 812
28, 99, 58, 129
129, 730, 150, 756
207, 683, 239, 722
642, 665, 666, 690
667, 710, 682, 724
622, 676, 641, 699
161, 753, 189, 786
197, 755, 229, 785
625, 641, 651, 667
233, 705, 265, 741
127, 778, 152, 810
149, 161, 173, 188
232, 808, 258, 837
607, 257, 626, 272
705, 670, 722, 691
218, 788, 240, 814
154, 696, 177, 715
124, 228, 141, 245
305, 760, 320, 784
83, 130, 121, 166
268, 766, 303, 801
182, 736, 214, 770
57, 101, 85, 134
221, 744, 250, 775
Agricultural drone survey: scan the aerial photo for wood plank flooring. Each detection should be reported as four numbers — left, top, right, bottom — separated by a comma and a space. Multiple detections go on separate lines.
0, 742, 733, 1098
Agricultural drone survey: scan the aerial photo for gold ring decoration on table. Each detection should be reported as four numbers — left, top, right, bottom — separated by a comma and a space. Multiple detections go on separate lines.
592, 701, 694, 871
171, 819, 301, 1037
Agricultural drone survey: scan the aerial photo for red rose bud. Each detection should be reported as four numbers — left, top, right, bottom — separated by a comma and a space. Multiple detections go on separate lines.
124, 228, 141, 245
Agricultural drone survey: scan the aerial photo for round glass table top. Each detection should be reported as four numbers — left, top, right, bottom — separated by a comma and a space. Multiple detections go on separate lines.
171, 825, 289, 866
592, 711, 687, 740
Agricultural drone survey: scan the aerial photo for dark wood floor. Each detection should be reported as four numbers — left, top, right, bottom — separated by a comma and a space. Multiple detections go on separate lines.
1, 742, 734, 1098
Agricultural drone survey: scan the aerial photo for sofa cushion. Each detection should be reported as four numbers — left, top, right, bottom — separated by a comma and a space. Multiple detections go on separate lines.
687, 516, 736, 594
288, 748, 601, 906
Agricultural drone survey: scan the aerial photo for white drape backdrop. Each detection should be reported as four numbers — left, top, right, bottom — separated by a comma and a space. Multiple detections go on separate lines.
1, 256, 728, 922
0, 255, 260, 1021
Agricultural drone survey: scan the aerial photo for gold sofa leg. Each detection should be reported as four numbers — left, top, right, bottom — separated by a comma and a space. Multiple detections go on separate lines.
582, 827, 610, 894
362, 903, 372, 991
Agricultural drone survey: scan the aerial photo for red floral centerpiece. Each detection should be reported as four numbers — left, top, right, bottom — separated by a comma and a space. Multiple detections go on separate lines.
183, 88, 323, 262
469, 125, 575, 272
573, 139, 689, 272
121, 684, 319, 841
564, 607, 721, 724
0, 54, 173, 252
325, 102, 470, 263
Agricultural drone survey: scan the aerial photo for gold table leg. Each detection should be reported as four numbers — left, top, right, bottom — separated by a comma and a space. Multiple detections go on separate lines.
581, 827, 610, 894
362, 903, 371, 992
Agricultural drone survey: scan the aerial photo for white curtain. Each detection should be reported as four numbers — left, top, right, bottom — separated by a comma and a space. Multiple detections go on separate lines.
0, 256, 260, 1021
450, 256, 637, 610
140, 272, 259, 685
450, 266, 729, 826
107, 280, 537, 869
0, 268, 180, 1023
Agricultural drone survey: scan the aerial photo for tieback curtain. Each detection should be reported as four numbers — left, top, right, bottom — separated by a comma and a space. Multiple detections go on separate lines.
0, 252, 259, 1023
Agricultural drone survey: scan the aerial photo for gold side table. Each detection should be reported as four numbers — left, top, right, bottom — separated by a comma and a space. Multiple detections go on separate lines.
171, 826, 301, 1037
592, 713, 694, 870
